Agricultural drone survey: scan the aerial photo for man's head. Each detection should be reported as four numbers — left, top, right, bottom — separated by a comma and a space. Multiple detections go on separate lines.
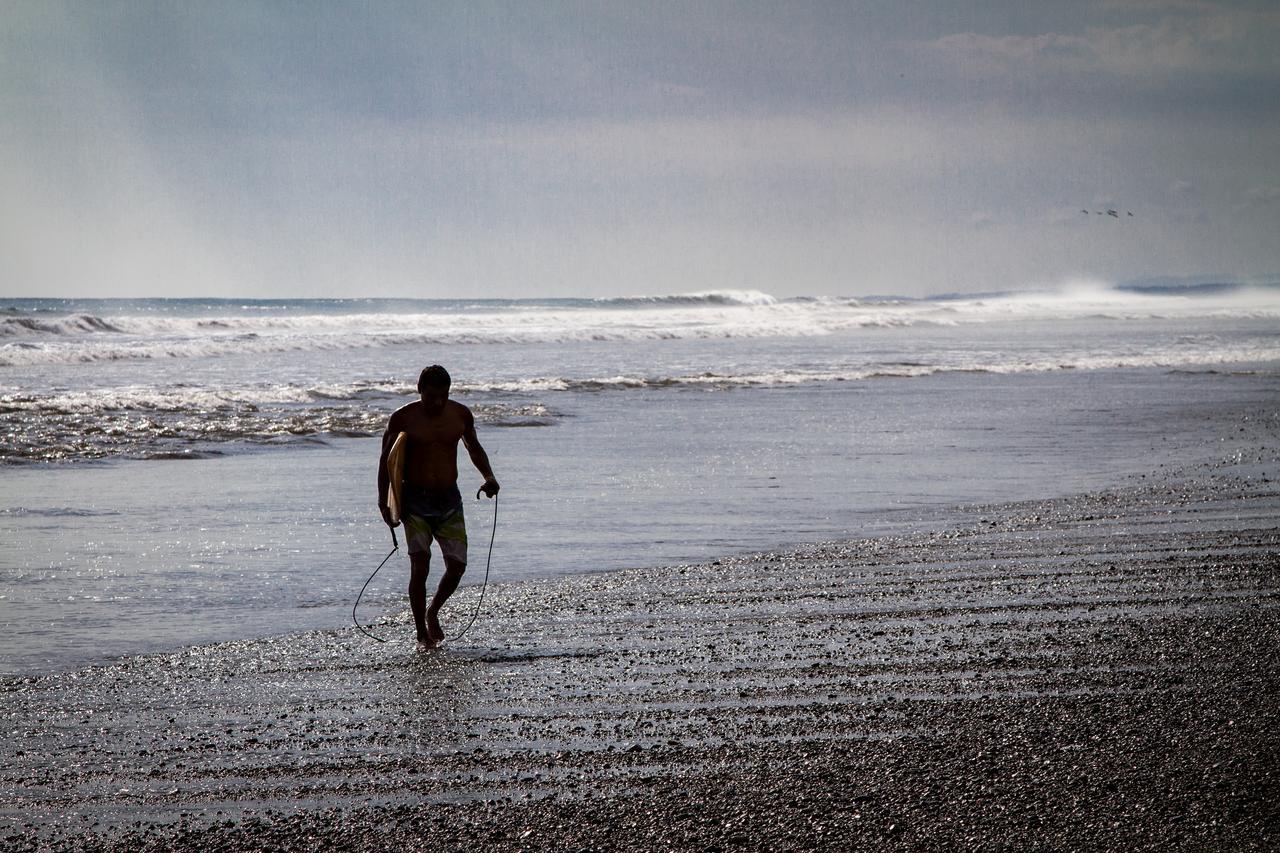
418, 364, 451, 415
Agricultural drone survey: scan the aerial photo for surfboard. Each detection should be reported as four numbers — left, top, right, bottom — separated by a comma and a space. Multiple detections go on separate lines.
386, 431, 408, 524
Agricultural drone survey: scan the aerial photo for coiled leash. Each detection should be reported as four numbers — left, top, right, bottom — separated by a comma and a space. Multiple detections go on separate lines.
450, 488, 498, 641
352, 527, 398, 643
351, 490, 498, 644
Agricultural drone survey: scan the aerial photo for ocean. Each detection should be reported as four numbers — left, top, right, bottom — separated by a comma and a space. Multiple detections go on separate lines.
3, 285, 1279, 674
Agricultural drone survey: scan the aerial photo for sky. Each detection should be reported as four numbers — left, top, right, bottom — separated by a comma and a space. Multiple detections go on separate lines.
3, 1, 1279, 299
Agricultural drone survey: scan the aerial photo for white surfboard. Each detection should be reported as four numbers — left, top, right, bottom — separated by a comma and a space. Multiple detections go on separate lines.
386, 431, 408, 524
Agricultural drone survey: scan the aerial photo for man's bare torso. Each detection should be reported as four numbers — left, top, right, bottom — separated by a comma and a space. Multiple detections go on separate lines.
391, 400, 470, 490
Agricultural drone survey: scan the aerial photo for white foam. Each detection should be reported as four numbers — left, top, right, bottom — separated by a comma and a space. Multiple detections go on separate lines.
1, 286, 1277, 367
0, 381, 410, 414
454, 342, 1280, 393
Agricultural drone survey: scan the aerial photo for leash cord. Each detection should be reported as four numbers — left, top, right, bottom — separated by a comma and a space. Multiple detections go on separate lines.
352, 527, 398, 643
352, 494, 497, 644
451, 492, 497, 641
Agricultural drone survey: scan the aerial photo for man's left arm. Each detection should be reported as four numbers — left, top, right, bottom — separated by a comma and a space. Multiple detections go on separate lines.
462, 408, 499, 497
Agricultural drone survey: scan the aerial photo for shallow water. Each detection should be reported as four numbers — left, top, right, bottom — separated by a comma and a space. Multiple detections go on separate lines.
3, 363, 1277, 675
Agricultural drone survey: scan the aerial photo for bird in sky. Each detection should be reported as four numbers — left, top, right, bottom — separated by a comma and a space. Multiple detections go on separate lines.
1081, 208, 1136, 218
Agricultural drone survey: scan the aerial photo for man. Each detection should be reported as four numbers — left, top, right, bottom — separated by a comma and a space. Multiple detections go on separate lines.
378, 365, 500, 646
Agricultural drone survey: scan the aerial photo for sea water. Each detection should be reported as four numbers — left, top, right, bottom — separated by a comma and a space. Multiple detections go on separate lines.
2, 286, 1279, 673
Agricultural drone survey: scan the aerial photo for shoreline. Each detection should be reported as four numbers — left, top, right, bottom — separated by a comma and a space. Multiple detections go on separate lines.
4, 429, 1279, 849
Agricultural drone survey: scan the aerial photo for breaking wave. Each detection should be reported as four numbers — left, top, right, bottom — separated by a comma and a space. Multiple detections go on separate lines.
3, 285, 1277, 367
1, 314, 125, 337
591, 289, 779, 307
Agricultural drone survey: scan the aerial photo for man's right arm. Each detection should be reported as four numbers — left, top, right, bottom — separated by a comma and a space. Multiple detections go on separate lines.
377, 416, 399, 527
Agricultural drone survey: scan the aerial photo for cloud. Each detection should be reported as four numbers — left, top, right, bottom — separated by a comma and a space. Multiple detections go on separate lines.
1095, 0, 1218, 10
0, 36, 240, 296
1246, 185, 1280, 204
918, 6, 1280, 78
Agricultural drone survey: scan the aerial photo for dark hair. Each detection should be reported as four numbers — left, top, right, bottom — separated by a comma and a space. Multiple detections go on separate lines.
418, 364, 451, 392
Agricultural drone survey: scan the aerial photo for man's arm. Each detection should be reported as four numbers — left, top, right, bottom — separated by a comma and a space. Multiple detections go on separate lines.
461, 407, 499, 496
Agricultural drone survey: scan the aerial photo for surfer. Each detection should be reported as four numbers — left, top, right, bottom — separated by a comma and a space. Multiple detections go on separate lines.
378, 365, 500, 646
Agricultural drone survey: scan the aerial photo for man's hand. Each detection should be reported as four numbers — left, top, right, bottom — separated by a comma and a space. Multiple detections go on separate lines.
479, 478, 500, 499
379, 503, 400, 528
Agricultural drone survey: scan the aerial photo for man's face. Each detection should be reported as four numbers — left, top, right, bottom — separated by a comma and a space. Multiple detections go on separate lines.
420, 385, 448, 415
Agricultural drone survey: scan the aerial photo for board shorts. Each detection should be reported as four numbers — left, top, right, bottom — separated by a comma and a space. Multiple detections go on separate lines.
401, 484, 467, 564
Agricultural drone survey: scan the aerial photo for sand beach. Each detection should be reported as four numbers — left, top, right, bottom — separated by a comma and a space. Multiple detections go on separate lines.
4, 406, 1278, 851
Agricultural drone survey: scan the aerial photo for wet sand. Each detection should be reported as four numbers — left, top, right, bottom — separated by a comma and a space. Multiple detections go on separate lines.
4, 422, 1279, 849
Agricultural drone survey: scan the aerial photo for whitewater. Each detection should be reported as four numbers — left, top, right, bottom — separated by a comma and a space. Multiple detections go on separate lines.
3, 286, 1279, 369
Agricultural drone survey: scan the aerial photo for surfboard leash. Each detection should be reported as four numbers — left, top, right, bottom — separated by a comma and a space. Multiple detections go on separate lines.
450, 490, 498, 641
352, 527, 399, 643
352, 492, 497, 644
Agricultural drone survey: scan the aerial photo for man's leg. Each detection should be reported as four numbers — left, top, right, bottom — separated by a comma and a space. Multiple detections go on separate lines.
425, 557, 466, 642
408, 551, 431, 643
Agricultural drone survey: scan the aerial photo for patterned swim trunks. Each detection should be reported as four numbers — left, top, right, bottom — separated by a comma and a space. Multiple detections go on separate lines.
401, 484, 468, 564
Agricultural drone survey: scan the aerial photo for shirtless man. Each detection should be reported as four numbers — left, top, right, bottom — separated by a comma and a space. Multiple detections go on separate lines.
378, 365, 499, 646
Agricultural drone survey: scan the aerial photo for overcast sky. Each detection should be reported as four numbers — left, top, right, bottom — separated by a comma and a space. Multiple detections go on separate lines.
3, 1, 1278, 299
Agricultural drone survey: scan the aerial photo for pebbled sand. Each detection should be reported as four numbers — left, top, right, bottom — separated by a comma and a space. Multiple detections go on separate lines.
4, 425, 1279, 850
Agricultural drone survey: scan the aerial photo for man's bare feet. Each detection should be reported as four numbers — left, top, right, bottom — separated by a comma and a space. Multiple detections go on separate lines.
416, 630, 437, 649
426, 608, 446, 643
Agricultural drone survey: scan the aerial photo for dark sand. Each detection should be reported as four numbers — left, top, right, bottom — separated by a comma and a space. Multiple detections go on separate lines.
4, 415, 1279, 850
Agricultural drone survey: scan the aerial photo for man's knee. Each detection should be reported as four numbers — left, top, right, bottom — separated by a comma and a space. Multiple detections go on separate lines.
443, 557, 467, 577
409, 553, 430, 583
